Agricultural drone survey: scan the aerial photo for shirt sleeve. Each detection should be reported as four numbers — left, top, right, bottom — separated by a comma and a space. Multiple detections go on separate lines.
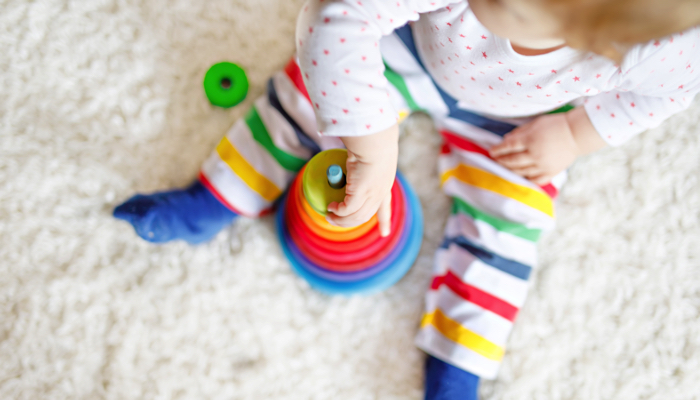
296, 0, 458, 137
583, 27, 700, 146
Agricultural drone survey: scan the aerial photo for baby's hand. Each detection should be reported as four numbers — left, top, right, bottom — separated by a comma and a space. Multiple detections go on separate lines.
489, 113, 580, 185
327, 124, 399, 237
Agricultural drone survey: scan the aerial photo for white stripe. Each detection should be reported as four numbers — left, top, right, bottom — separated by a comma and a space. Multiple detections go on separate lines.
271, 71, 319, 140
424, 289, 514, 347
200, 155, 268, 217
254, 96, 311, 160
551, 169, 568, 190
433, 248, 450, 276
442, 178, 554, 231
436, 116, 504, 149
439, 148, 546, 195
380, 33, 449, 118
445, 213, 538, 266
272, 70, 344, 152
415, 325, 500, 380
225, 120, 292, 190
442, 243, 530, 308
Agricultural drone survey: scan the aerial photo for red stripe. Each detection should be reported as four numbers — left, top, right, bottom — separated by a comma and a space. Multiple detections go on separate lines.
431, 270, 519, 322
441, 130, 490, 158
198, 171, 272, 218
440, 129, 558, 199
539, 183, 558, 199
284, 58, 312, 104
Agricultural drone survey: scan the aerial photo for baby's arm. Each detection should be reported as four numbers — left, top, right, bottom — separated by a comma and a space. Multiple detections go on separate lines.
296, 0, 453, 234
492, 29, 700, 184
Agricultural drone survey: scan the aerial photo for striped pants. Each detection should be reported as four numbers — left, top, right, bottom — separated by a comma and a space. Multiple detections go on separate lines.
200, 25, 566, 379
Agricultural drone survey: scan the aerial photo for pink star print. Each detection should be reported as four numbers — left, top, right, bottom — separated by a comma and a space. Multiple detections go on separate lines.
573, 76, 580, 81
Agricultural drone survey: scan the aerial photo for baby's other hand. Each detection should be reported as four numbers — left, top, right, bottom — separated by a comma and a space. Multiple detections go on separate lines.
327, 124, 399, 237
488, 113, 580, 185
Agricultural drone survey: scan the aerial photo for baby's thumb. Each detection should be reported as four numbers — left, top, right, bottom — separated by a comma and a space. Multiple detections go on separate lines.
377, 192, 392, 237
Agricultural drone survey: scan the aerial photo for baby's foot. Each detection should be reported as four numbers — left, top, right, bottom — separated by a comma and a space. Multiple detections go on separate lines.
424, 355, 480, 400
113, 181, 237, 244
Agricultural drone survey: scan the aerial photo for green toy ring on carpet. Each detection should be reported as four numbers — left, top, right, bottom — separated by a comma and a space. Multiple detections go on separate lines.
203, 62, 248, 108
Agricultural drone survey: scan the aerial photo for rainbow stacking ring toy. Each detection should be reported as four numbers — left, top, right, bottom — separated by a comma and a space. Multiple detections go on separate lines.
203, 62, 249, 108
276, 149, 424, 295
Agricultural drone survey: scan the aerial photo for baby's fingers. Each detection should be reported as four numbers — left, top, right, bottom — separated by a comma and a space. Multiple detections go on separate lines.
529, 175, 552, 186
489, 132, 528, 157
327, 193, 366, 218
510, 165, 541, 178
326, 202, 375, 228
493, 152, 535, 169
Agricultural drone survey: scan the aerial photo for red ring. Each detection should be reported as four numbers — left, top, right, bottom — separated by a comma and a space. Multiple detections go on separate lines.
285, 175, 404, 255
284, 180, 408, 271
286, 177, 405, 256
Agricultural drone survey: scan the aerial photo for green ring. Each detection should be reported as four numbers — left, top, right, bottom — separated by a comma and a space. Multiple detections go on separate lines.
203, 62, 249, 108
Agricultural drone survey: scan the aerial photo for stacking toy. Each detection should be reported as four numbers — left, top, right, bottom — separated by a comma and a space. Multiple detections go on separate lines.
203, 62, 249, 108
276, 149, 424, 295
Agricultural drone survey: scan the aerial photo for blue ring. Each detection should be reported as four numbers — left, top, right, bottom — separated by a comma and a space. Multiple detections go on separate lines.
276, 172, 424, 295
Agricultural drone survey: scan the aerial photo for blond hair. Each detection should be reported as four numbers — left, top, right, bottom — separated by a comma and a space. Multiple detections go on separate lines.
546, 0, 700, 61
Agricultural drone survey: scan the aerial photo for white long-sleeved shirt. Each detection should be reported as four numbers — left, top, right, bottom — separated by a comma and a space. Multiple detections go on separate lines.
296, 0, 700, 146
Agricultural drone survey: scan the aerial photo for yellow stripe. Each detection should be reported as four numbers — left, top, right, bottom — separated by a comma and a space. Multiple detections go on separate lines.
421, 309, 505, 361
440, 164, 553, 217
216, 137, 282, 202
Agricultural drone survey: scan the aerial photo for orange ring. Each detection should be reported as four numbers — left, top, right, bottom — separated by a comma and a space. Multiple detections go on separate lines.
297, 182, 378, 238
295, 167, 356, 233
289, 174, 378, 242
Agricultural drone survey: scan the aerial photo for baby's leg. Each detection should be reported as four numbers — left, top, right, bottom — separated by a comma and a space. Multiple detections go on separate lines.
114, 58, 341, 244
415, 118, 565, 396
378, 24, 567, 398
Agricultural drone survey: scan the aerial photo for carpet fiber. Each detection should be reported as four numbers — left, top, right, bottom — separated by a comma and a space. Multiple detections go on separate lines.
2, 1, 700, 399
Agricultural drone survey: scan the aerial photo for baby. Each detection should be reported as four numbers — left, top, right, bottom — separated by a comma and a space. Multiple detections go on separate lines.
114, 0, 700, 398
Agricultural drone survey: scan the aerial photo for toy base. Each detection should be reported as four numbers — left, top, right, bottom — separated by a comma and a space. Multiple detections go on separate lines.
276, 172, 423, 295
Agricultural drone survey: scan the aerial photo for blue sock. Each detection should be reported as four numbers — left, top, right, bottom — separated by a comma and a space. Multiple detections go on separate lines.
113, 180, 237, 244
425, 355, 480, 400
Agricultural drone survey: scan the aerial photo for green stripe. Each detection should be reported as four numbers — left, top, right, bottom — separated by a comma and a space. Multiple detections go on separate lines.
383, 62, 423, 112
451, 197, 541, 242
547, 104, 574, 114
244, 106, 306, 172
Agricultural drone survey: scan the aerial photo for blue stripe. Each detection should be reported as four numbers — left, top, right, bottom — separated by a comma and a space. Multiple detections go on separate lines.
393, 25, 516, 136
266, 78, 322, 155
440, 235, 532, 281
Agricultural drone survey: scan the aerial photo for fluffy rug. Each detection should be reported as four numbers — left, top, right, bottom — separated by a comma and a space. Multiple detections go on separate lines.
2, 1, 700, 399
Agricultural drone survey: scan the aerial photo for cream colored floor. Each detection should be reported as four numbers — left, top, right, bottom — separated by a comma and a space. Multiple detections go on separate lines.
1, 1, 700, 399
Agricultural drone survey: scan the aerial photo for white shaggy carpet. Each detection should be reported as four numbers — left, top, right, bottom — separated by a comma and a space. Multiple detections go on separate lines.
2, 1, 700, 399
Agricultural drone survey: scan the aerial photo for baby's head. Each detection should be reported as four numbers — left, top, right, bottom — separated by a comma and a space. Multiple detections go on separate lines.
470, 0, 700, 60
